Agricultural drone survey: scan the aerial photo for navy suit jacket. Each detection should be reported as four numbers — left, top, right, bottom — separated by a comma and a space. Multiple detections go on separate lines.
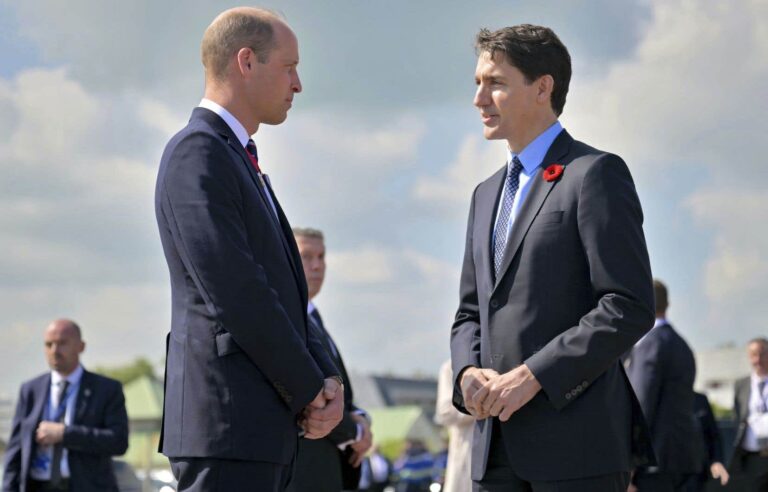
155, 108, 339, 464
451, 130, 655, 481
1, 370, 128, 492
626, 323, 703, 473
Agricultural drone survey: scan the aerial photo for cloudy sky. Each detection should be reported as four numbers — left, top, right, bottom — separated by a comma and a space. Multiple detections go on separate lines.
1, 0, 766, 397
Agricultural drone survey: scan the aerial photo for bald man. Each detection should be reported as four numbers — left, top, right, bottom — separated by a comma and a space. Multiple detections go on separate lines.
2, 319, 128, 492
154, 8, 343, 491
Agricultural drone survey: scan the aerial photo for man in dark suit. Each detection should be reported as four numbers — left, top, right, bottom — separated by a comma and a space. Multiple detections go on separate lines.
728, 338, 768, 491
286, 227, 373, 492
154, 8, 343, 491
2, 319, 128, 492
450, 24, 655, 491
626, 279, 702, 490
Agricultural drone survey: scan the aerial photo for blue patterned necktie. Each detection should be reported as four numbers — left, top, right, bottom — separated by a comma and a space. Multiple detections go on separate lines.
758, 380, 767, 414
493, 156, 524, 278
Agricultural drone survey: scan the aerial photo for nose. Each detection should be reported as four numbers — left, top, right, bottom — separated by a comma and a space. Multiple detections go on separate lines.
474, 84, 488, 109
293, 70, 302, 94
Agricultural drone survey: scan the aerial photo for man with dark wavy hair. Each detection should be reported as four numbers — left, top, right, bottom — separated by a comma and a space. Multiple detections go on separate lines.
450, 24, 655, 491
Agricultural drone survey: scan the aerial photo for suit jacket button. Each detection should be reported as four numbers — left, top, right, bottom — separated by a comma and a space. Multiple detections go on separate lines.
565, 393, 572, 400
582, 380, 589, 387
576, 384, 583, 392
490, 300, 499, 309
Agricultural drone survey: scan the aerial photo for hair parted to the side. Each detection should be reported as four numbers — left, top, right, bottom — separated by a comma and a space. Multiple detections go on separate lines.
201, 8, 280, 81
475, 24, 571, 116
292, 227, 324, 241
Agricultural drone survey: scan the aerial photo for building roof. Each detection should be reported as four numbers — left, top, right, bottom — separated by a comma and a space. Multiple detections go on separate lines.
123, 375, 163, 421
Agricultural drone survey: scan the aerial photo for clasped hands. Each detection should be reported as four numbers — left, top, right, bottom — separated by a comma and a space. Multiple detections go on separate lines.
299, 377, 344, 439
460, 364, 542, 421
35, 421, 65, 446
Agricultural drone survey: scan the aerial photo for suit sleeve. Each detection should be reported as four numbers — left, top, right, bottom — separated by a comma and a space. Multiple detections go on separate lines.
699, 395, 724, 464
159, 133, 324, 413
450, 186, 483, 414
62, 381, 128, 456
627, 338, 663, 425
2, 385, 27, 491
525, 154, 655, 409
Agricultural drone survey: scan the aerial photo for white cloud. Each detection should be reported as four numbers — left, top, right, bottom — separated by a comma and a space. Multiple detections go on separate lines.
412, 134, 506, 216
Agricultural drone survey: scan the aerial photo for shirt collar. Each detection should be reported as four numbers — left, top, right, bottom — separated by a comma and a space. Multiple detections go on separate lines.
653, 318, 668, 329
51, 364, 84, 387
752, 372, 768, 385
199, 98, 251, 147
507, 120, 563, 175
307, 300, 317, 315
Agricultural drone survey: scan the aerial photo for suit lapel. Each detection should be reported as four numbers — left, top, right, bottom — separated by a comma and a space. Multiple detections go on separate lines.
478, 167, 507, 293
31, 375, 51, 424
75, 370, 93, 422
192, 108, 307, 305
493, 131, 573, 292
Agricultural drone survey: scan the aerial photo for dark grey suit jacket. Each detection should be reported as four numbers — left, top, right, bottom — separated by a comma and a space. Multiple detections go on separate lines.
626, 323, 702, 473
2, 370, 128, 492
729, 376, 752, 471
155, 108, 339, 464
451, 130, 655, 481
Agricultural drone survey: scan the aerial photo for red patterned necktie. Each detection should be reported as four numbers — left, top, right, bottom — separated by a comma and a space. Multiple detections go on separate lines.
245, 139, 262, 173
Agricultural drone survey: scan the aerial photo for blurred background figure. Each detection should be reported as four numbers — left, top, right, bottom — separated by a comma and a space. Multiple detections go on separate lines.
393, 439, 433, 492
626, 279, 702, 491
727, 337, 768, 491
2, 319, 128, 492
358, 446, 392, 492
682, 392, 728, 491
434, 360, 473, 492
288, 227, 373, 492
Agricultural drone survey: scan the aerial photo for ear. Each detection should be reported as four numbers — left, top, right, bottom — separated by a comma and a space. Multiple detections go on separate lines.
235, 47, 254, 75
536, 74, 555, 104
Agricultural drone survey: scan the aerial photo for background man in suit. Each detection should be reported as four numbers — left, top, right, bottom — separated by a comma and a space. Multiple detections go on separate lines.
287, 227, 372, 492
450, 24, 655, 491
154, 8, 343, 491
2, 319, 128, 492
728, 337, 768, 491
626, 279, 702, 491
686, 392, 729, 491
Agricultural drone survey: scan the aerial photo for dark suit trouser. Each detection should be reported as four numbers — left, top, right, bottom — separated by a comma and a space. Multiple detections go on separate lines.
170, 457, 292, 492
473, 421, 630, 492
633, 470, 697, 491
729, 452, 768, 492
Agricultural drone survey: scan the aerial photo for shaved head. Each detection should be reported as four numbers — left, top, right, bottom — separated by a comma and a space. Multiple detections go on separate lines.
201, 7, 283, 81
46, 318, 82, 340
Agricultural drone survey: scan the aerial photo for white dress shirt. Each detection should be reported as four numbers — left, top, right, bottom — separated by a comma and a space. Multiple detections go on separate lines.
743, 372, 768, 451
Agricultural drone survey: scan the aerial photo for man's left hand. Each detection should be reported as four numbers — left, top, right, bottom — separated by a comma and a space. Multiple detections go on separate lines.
473, 364, 541, 421
348, 414, 373, 467
35, 421, 65, 446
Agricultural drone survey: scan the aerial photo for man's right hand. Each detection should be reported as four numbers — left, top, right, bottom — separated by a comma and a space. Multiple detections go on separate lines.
301, 378, 344, 439
460, 367, 499, 419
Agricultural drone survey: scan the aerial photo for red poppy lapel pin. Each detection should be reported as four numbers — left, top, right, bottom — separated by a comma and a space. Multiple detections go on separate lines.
543, 163, 564, 182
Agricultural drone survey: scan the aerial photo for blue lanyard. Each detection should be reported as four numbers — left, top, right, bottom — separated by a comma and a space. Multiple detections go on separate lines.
47, 383, 73, 422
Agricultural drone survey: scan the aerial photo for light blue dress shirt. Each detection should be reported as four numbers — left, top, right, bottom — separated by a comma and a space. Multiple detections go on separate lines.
493, 121, 564, 241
